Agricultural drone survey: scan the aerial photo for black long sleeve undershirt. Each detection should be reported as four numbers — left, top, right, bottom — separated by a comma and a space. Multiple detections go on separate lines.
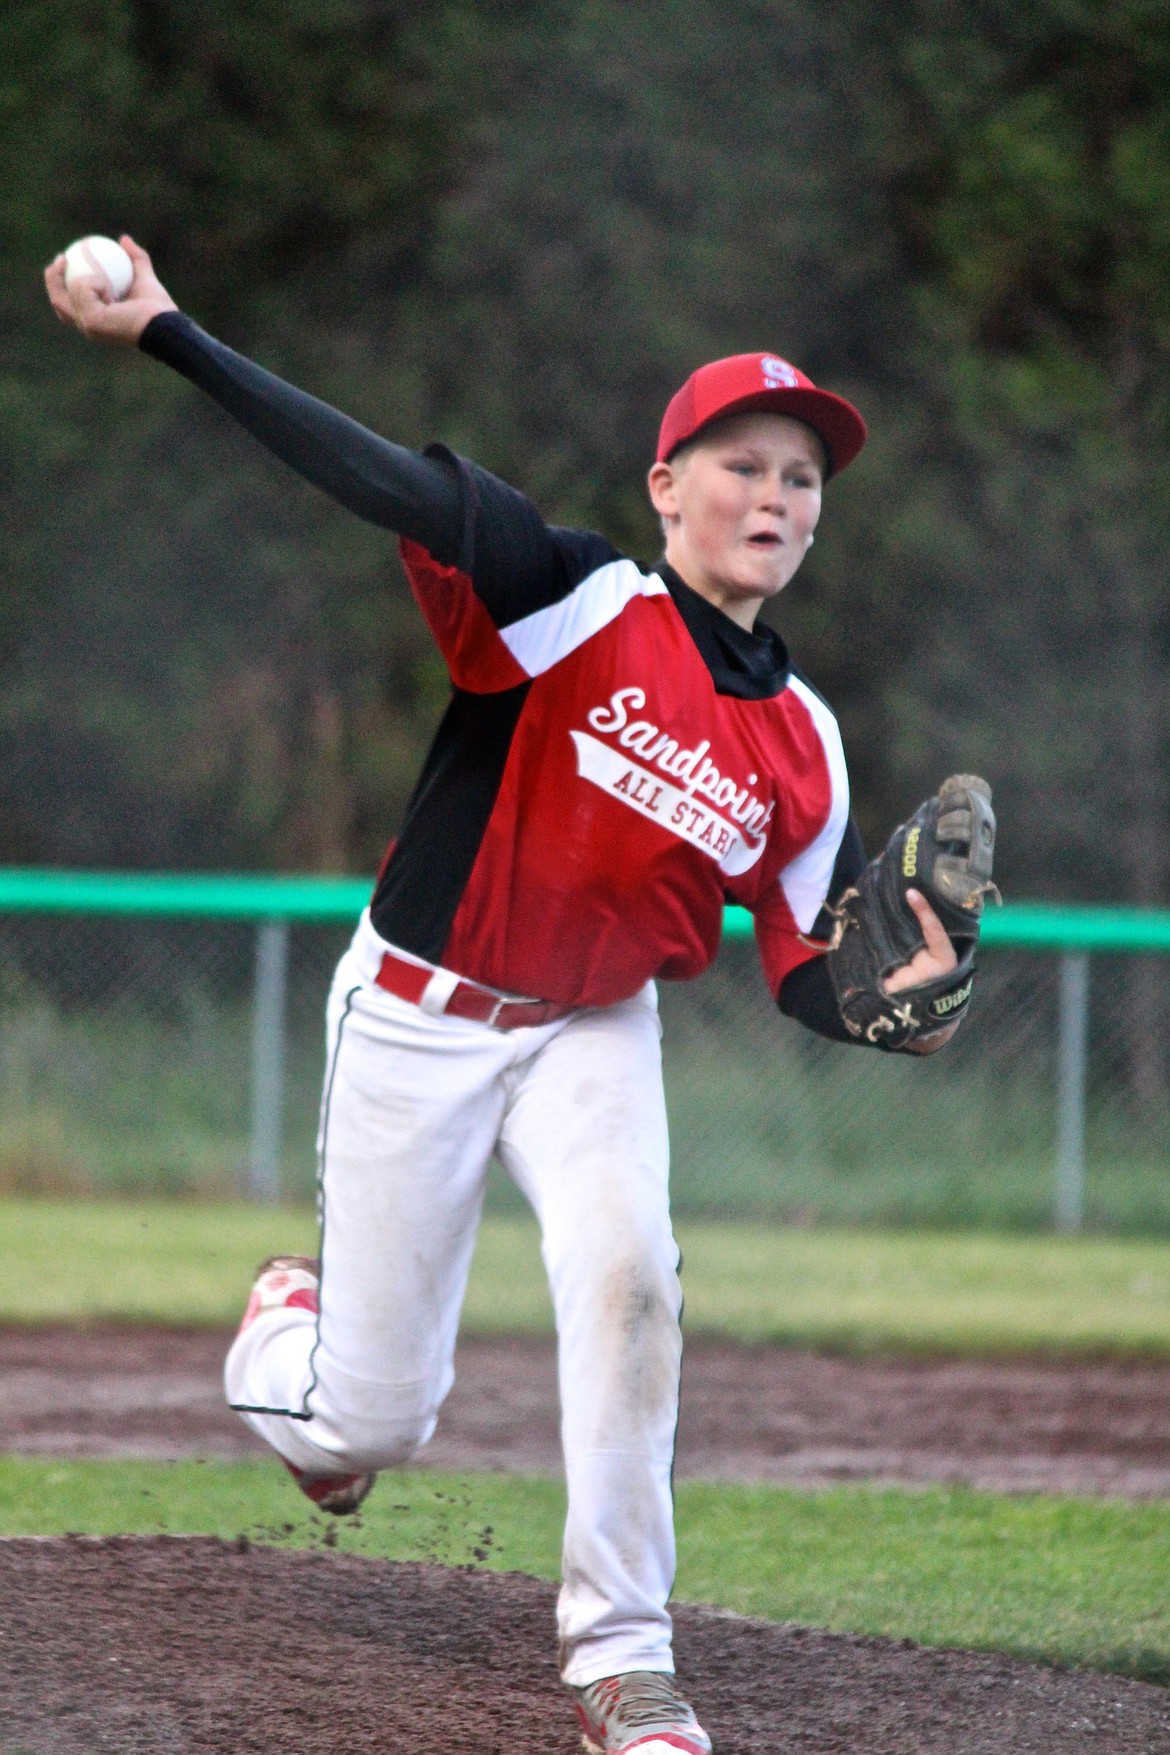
139, 311, 465, 563
778, 954, 854, 1042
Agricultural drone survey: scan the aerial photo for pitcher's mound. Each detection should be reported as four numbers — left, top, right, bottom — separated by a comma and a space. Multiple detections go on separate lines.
1, 1537, 1166, 1753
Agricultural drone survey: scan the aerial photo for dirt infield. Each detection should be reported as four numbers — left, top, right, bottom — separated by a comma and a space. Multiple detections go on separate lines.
4, 1325, 1170, 1495
2, 1536, 1168, 1754
5, 1330, 1170, 1752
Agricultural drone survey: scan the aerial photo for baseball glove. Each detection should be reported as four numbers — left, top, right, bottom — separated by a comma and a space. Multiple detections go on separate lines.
827, 774, 998, 1050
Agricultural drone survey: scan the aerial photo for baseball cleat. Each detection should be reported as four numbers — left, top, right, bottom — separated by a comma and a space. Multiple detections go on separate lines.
238, 1254, 376, 1517
281, 1459, 375, 1516
237, 1254, 323, 1335
569, 1671, 713, 1755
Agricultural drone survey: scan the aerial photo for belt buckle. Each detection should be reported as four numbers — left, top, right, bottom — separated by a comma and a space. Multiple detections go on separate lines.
484, 994, 505, 1028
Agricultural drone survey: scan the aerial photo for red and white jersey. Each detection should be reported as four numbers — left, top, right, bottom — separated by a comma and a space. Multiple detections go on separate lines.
371, 450, 849, 1007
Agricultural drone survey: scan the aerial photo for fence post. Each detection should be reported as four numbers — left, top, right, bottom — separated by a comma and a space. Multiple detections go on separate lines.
249, 918, 289, 1204
1054, 951, 1090, 1233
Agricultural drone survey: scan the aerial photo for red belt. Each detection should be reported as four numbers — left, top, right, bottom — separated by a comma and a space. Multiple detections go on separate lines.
374, 949, 572, 1031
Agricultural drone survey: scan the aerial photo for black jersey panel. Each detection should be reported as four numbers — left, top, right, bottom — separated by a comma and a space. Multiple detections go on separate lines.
369, 682, 531, 962
430, 445, 622, 631
654, 562, 790, 700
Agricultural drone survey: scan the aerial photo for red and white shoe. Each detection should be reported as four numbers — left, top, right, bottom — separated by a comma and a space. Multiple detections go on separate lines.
282, 1459, 374, 1516
238, 1254, 322, 1334
238, 1254, 375, 1517
569, 1671, 713, 1754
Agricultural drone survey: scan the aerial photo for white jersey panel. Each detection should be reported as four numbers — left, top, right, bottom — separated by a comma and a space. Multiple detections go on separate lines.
500, 559, 669, 678
776, 675, 850, 932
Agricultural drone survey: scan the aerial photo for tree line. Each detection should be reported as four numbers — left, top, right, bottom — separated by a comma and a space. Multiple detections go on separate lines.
3, 3, 1168, 1035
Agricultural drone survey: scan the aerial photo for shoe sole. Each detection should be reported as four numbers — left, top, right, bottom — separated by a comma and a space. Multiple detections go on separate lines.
580, 1735, 710, 1754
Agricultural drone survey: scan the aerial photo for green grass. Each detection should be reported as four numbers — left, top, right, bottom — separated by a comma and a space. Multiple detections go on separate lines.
0, 1198, 320, 1325
0, 1456, 564, 1579
675, 1480, 1170, 1685
673, 1225, 1170, 1353
2, 1456, 1167, 1685
2, 1198, 1169, 1353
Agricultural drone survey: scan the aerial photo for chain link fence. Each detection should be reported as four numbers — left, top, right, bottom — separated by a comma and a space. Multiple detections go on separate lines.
1, 883, 1168, 1232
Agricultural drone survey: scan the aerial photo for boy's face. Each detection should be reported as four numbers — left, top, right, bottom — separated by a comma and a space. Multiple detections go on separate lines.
647, 412, 825, 629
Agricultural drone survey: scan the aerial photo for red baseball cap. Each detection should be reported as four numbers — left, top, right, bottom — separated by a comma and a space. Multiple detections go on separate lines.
657, 352, 867, 476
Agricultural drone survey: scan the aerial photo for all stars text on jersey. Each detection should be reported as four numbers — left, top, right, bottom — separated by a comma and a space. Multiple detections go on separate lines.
585, 687, 775, 834
574, 685, 777, 876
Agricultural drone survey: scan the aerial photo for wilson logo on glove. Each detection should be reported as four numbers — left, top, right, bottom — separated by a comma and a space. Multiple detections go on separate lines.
931, 976, 974, 1018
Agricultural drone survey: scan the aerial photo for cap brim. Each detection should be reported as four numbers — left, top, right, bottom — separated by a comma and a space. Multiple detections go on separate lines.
676, 385, 868, 477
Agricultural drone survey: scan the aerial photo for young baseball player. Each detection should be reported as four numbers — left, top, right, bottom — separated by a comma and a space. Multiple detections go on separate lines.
46, 237, 994, 1755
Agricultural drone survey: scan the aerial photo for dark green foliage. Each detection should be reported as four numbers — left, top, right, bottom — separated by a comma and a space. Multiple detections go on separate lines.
1, 0, 467, 870
874, 2, 1170, 1093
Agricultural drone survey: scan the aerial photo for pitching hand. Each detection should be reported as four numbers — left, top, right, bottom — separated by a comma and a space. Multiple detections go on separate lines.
882, 888, 959, 1052
44, 235, 177, 345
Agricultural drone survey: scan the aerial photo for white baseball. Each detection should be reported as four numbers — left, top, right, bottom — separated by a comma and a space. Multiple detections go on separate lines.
63, 235, 135, 301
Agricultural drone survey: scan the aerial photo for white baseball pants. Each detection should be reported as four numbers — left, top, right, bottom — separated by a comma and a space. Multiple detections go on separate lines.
225, 914, 683, 1686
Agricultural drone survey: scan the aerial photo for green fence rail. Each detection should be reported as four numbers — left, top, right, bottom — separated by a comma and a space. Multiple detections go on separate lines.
2, 868, 1170, 953
2, 869, 1168, 1227
0, 868, 373, 921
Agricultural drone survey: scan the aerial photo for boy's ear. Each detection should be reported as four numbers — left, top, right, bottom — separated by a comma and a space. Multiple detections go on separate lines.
646, 459, 679, 521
